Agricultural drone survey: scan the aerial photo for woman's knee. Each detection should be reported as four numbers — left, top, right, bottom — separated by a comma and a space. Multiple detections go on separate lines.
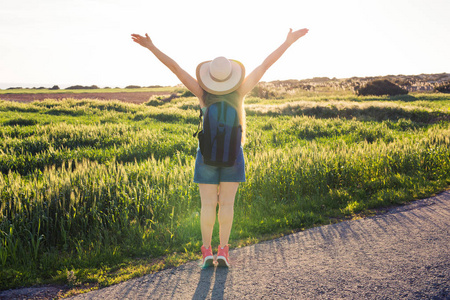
202, 200, 218, 210
218, 194, 237, 207
218, 182, 239, 206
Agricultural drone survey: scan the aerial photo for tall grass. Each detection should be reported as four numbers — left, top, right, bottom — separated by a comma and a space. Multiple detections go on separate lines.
0, 94, 449, 290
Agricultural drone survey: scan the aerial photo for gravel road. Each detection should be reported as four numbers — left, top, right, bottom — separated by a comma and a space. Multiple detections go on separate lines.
65, 190, 450, 299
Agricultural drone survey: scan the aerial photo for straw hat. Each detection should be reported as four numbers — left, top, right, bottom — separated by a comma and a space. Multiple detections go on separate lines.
196, 56, 245, 95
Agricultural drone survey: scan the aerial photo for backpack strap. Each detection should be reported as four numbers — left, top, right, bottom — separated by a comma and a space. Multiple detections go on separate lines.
193, 108, 203, 138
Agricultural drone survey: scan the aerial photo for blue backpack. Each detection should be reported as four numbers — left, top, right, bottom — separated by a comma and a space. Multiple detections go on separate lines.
194, 101, 242, 167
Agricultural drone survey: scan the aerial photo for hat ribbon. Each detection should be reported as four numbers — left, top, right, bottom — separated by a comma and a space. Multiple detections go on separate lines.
209, 69, 233, 83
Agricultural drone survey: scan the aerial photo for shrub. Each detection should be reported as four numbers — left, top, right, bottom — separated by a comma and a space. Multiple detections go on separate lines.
3, 118, 38, 126
250, 84, 281, 99
356, 80, 408, 96
44, 108, 88, 116
434, 81, 450, 93
66, 85, 84, 90
180, 90, 194, 97
50, 85, 60, 90
145, 99, 165, 107
66, 85, 99, 90
125, 85, 141, 89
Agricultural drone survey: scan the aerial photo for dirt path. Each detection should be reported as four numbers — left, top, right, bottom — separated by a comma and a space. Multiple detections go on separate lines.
0, 91, 172, 104
62, 191, 450, 299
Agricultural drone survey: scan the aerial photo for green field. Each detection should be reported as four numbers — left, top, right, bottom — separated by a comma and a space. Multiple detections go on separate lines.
0, 91, 449, 293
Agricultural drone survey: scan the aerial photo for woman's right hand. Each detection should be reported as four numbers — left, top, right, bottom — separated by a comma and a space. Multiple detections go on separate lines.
131, 33, 154, 49
285, 28, 309, 46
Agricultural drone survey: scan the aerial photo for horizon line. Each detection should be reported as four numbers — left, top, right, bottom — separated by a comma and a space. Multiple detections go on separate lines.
1, 72, 448, 90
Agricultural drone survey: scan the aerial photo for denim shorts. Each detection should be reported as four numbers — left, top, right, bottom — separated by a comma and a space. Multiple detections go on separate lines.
194, 147, 246, 184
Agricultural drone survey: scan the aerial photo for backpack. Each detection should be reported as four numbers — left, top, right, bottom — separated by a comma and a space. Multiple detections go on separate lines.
193, 101, 242, 167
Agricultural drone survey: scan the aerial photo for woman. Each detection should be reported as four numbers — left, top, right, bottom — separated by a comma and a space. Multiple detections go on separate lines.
131, 28, 309, 267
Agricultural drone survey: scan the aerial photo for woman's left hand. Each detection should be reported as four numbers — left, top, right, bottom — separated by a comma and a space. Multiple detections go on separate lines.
285, 28, 309, 45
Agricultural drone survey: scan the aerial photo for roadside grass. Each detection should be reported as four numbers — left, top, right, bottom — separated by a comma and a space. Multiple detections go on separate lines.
0, 93, 449, 294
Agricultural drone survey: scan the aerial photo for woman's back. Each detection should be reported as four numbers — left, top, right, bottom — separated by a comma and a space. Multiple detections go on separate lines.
202, 91, 246, 144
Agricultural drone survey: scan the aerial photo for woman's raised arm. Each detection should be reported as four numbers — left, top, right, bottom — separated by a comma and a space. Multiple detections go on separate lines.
237, 28, 309, 96
131, 33, 204, 99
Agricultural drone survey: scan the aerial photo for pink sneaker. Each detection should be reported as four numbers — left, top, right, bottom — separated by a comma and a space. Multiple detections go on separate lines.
201, 245, 214, 268
217, 245, 230, 267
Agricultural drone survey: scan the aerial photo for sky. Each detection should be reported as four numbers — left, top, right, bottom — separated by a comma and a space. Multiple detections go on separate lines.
0, 0, 449, 89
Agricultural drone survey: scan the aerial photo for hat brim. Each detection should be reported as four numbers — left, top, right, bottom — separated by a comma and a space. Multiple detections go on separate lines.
196, 59, 245, 95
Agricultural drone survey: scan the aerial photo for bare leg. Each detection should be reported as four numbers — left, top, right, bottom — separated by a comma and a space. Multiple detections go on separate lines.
218, 182, 239, 247
199, 184, 219, 247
